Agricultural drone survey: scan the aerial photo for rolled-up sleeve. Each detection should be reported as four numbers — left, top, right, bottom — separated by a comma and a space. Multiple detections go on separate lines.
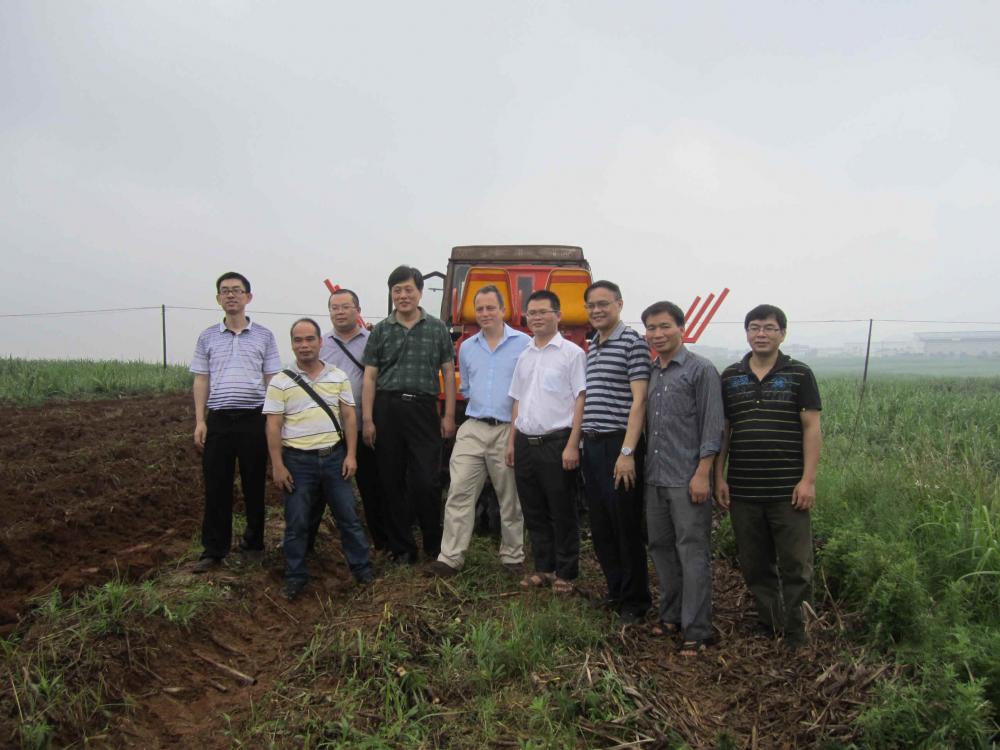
695, 362, 724, 458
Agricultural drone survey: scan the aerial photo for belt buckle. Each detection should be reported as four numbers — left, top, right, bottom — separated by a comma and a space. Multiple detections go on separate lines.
400, 393, 416, 402
526, 436, 544, 446
318, 445, 335, 457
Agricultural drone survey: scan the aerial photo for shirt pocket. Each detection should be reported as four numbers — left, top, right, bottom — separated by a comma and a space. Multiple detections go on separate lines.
542, 368, 563, 393
662, 378, 696, 418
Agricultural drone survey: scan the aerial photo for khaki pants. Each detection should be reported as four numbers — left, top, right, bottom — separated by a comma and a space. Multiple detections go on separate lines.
438, 419, 524, 569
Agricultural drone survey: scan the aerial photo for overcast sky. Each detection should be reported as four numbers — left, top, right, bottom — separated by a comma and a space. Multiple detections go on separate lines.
2, 1, 998, 362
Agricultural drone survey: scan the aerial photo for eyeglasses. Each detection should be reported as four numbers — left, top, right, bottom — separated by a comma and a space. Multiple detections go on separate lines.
329, 304, 356, 312
219, 287, 247, 297
585, 300, 615, 311
526, 309, 557, 318
747, 325, 782, 334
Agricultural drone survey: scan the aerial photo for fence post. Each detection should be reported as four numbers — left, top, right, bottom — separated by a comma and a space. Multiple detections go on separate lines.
161, 304, 167, 369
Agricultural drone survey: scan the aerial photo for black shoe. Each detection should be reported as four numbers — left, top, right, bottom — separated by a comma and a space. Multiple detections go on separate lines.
424, 560, 459, 578
192, 557, 222, 574
389, 552, 418, 566
238, 539, 264, 552
282, 579, 307, 601
618, 610, 643, 626
356, 570, 375, 585
590, 594, 621, 613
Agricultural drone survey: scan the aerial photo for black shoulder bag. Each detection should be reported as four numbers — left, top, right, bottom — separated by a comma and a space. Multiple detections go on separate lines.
331, 337, 365, 373
282, 369, 344, 443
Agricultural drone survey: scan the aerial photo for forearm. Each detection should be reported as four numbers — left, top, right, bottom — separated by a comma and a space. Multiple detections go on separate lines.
801, 419, 822, 483
442, 363, 456, 419
362, 367, 378, 423
265, 416, 284, 467
715, 422, 731, 483
342, 407, 358, 458
566, 392, 586, 446
622, 382, 646, 452
694, 454, 715, 479
193, 375, 209, 423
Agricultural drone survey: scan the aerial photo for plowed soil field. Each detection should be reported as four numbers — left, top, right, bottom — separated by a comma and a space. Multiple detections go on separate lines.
1, 394, 883, 748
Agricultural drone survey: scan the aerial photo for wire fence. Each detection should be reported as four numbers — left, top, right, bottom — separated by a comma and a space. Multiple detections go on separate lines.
2, 305, 1000, 379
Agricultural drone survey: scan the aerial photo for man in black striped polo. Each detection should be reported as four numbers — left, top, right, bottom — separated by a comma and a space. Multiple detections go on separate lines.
580, 280, 652, 624
190, 272, 282, 573
715, 304, 822, 649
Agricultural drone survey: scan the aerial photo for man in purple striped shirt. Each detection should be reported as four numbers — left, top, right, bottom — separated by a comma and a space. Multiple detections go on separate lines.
190, 272, 281, 573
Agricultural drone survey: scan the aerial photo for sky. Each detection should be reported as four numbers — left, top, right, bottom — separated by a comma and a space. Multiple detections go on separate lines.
2, 1, 998, 363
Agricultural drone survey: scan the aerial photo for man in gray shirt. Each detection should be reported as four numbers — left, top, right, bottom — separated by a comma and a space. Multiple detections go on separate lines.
319, 288, 386, 552
641, 300, 724, 657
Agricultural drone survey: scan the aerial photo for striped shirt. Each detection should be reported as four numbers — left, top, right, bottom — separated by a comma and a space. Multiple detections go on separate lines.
645, 346, 724, 487
190, 319, 282, 410
262, 363, 355, 450
362, 308, 454, 395
583, 322, 651, 432
720, 352, 822, 503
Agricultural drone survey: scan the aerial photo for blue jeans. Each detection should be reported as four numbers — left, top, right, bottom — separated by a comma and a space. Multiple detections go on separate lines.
282, 446, 373, 583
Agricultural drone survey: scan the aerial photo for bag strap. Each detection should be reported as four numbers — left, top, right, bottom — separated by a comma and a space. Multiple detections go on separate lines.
331, 336, 365, 373
282, 369, 344, 443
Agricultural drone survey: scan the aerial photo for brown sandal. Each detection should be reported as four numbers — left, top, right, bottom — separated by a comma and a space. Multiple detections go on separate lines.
520, 572, 553, 589
551, 578, 575, 595
678, 639, 712, 657
650, 621, 680, 637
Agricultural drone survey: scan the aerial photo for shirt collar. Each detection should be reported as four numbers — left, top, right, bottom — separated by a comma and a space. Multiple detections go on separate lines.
472, 323, 517, 347
653, 344, 689, 370
388, 307, 428, 326
591, 320, 627, 347
530, 331, 565, 351
325, 326, 368, 343
291, 360, 333, 379
220, 317, 253, 334
739, 350, 791, 379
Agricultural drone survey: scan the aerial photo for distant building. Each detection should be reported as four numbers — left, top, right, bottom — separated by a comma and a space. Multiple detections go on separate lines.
915, 331, 1000, 357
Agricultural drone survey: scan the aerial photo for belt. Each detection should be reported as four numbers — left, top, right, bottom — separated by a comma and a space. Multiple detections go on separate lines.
582, 429, 627, 440
520, 428, 571, 446
380, 391, 437, 403
283, 443, 344, 458
470, 416, 509, 427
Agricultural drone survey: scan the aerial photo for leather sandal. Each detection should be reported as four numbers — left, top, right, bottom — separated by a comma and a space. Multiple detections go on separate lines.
650, 621, 680, 637
551, 578, 575, 595
519, 572, 553, 589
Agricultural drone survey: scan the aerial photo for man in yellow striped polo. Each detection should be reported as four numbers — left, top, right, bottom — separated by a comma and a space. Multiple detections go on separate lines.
264, 318, 374, 600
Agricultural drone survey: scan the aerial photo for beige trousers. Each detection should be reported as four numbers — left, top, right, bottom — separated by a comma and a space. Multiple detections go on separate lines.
437, 418, 524, 568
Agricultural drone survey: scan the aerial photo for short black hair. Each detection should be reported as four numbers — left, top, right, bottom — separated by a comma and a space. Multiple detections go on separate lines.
583, 280, 622, 302
329, 288, 360, 308
641, 300, 685, 327
216, 272, 251, 294
290, 317, 322, 338
473, 284, 505, 310
744, 304, 787, 331
526, 289, 560, 312
387, 265, 424, 292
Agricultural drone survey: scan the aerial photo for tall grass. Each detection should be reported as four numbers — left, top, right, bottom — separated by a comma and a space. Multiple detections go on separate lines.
814, 376, 1000, 746
0, 357, 192, 403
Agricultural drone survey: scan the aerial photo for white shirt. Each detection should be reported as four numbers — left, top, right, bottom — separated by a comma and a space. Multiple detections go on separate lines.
509, 332, 586, 435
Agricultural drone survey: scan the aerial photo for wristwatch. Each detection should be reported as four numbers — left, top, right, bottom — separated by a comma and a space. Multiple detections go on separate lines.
620, 446, 634, 457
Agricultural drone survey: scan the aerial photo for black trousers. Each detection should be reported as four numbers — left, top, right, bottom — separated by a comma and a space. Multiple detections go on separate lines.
355, 434, 388, 550
201, 408, 267, 559
373, 392, 443, 560
514, 431, 580, 581
581, 432, 651, 616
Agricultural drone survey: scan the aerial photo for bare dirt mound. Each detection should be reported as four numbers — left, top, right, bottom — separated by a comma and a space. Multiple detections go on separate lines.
0, 393, 276, 633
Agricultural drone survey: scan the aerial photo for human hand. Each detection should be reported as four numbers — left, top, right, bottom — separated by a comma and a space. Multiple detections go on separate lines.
613, 455, 636, 490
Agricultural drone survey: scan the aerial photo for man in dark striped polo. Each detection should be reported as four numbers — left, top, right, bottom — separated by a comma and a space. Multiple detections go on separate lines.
715, 304, 822, 649
580, 280, 652, 624
361, 265, 457, 565
190, 272, 282, 573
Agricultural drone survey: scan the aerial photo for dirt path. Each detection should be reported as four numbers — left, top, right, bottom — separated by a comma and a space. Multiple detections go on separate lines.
0, 394, 879, 748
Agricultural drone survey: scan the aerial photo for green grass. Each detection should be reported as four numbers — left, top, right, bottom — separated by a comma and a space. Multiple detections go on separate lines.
0, 357, 192, 403
811, 376, 1000, 746
1, 578, 218, 748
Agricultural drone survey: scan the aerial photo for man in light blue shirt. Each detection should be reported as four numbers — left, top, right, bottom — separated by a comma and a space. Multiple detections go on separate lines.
427, 285, 530, 575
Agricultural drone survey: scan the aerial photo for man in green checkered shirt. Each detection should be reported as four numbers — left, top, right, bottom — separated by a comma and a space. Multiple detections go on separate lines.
362, 265, 456, 565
